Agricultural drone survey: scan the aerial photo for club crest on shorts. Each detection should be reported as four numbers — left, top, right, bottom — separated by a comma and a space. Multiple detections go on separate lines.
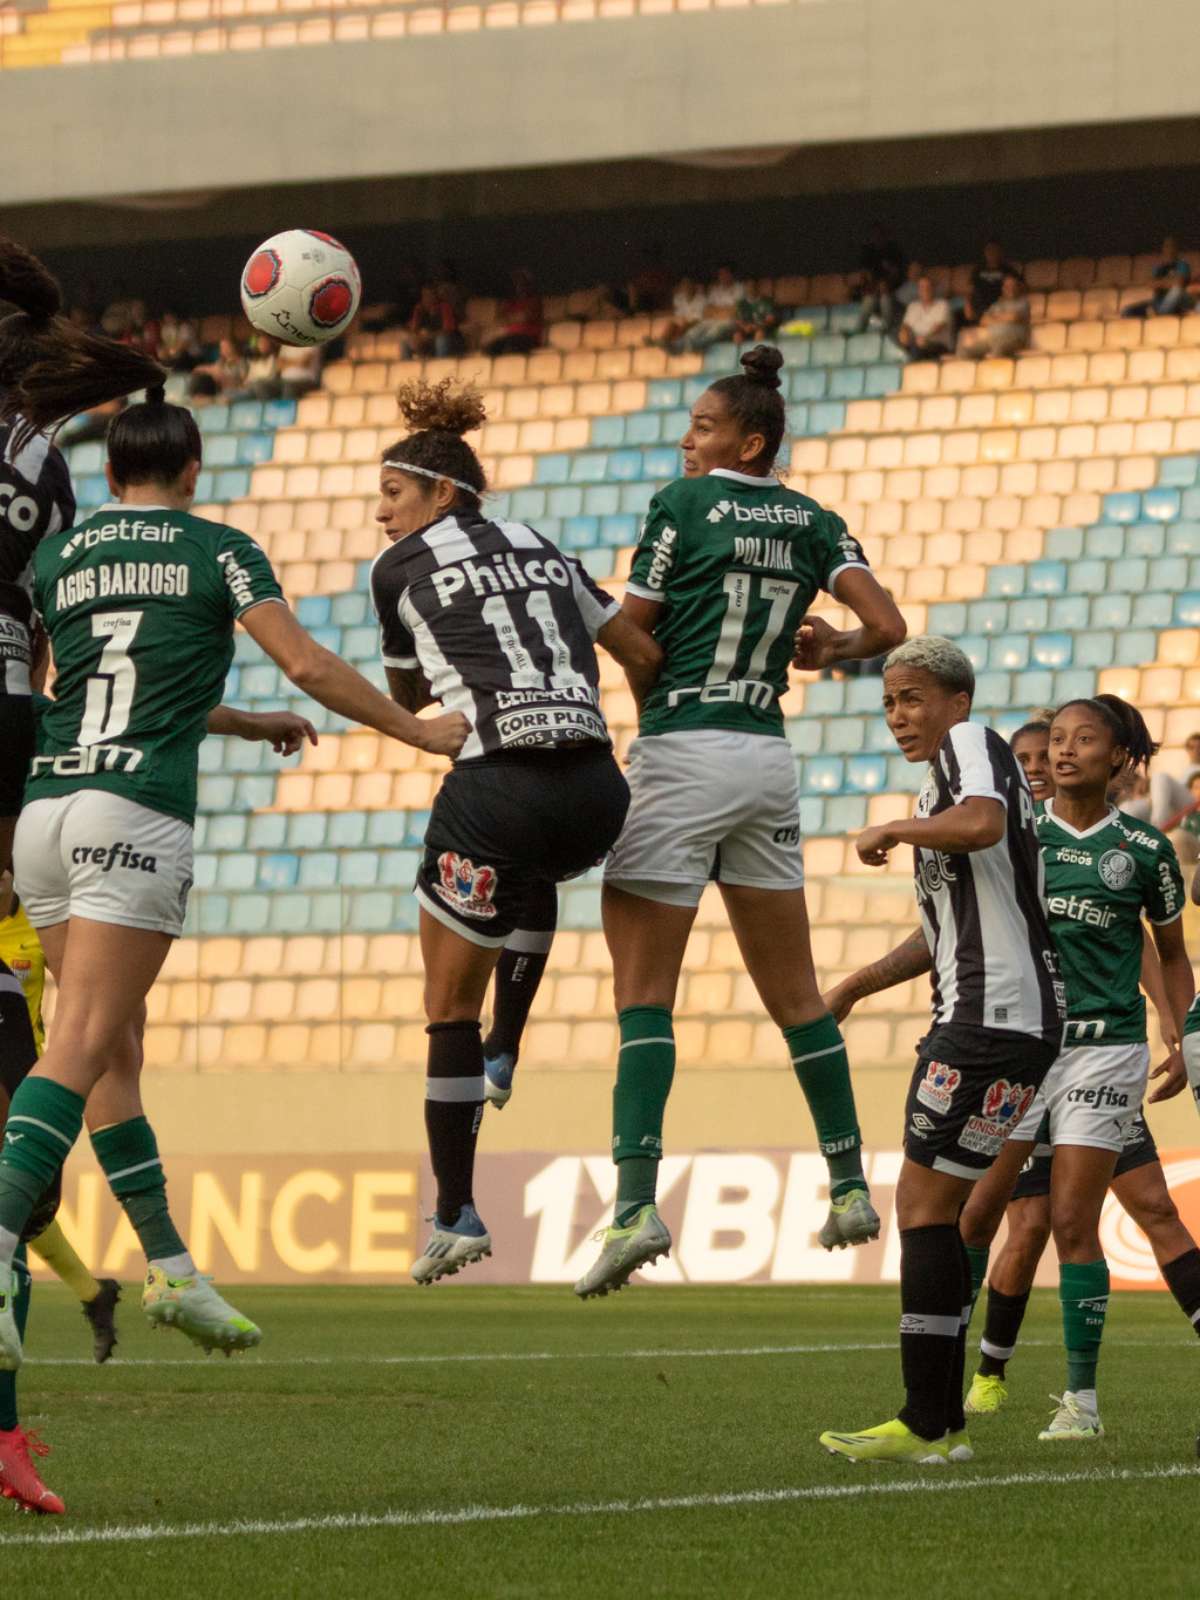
1098, 849, 1135, 891
435, 852, 499, 919
916, 1059, 960, 1115
961, 1078, 1037, 1158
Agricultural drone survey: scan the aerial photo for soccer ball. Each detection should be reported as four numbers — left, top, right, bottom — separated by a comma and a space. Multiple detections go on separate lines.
239, 229, 362, 347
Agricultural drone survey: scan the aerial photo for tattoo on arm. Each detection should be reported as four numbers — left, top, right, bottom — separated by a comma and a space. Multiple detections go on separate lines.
851, 927, 932, 1000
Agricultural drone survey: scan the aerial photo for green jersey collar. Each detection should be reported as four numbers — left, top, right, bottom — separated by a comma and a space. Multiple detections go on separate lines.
709, 468, 778, 488
1043, 796, 1119, 840
96, 502, 173, 514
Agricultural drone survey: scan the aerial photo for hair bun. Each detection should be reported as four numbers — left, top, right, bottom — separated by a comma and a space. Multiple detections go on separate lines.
396, 376, 487, 438
739, 344, 784, 390
146, 383, 166, 406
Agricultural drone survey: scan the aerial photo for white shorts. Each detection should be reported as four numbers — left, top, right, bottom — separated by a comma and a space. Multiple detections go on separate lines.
604, 729, 804, 909
15, 791, 194, 938
1010, 1041, 1150, 1153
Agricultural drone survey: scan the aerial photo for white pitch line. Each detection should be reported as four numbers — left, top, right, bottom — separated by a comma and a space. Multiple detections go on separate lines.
8, 1465, 1200, 1550
24, 1336, 1191, 1369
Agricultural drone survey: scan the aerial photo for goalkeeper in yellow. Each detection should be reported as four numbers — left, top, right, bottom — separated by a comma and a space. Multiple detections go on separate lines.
0, 869, 120, 1364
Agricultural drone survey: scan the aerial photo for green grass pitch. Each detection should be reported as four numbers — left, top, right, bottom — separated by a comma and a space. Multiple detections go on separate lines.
6, 1282, 1198, 1596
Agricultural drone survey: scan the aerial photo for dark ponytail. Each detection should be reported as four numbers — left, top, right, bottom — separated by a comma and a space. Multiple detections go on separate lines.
1056, 694, 1159, 775
705, 344, 786, 471
107, 388, 202, 489
0, 235, 166, 449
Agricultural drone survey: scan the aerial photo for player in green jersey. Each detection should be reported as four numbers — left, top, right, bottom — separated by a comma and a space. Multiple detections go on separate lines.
575, 345, 906, 1298
0, 349, 468, 1372
963, 718, 1200, 1418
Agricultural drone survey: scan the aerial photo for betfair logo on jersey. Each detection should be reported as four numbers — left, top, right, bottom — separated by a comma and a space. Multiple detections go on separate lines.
705, 499, 813, 529
1046, 892, 1118, 929
61, 517, 180, 559
70, 841, 158, 875
429, 551, 574, 608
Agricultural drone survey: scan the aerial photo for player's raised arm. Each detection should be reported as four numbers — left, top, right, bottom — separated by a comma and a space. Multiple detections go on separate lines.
241, 602, 468, 758
206, 706, 318, 756
793, 566, 905, 672
596, 611, 662, 714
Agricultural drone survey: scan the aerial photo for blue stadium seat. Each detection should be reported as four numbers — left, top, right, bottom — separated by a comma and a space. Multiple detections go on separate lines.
247, 814, 287, 850
1045, 527, 1084, 560
296, 595, 332, 626
830, 305, 864, 335
349, 891, 398, 932
1053, 670, 1095, 703
235, 776, 277, 811
626, 413, 662, 446
1008, 598, 1049, 633
808, 402, 847, 435
990, 634, 1029, 670
605, 451, 642, 483
237, 433, 276, 466
803, 756, 844, 793
824, 716, 865, 754
344, 625, 378, 662
830, 368, 865, 399
683, 376, 710, 406
229, 401, 263, 430
287, 813, 328, 849
845, 676, 885, 713
1159, 456, 1200, 488
1083, 525, 1124, 559
1068, 560, 1108, 595
846, 754, 888, 793
1131, 593, 1173, 627
194, 893, 231, 936
811, 335, 847, 366
788, 405, 810, 436
1090, 594, 1131, 628
404, 809, 432, 846
1109, 558, 1147, 593
986, 565, 1026, 598
590, 416, 625, 449
263, 398, 297, 428
965, 602, 1008, 635
1168, 521, 1200, 555
601, 514, 638, 547
619, 483, 656, 514
647, 380, 682, 409
580, 549, 614, 581
197, 775, 235, 811
341, 852, 380, 888
643, 447, 680, 480
548, 486, 584, 518
193, 471, 215, 502
802, 680, 845, 716
535, 455, 571, 485
1115, 629, 1158, 665
197, 405, 231, 434
367, 811, 408, 848
1030, 632, 1073, 669
581, 484, 622, 516
1075, 631, 1115, 668
198, 431, 237, 470
846, 332, 883, 363
928, 603, 967, 635
258, 853, 300, 890
788, 371, 827, 402
957, 634, 990, 671
1102, 492, 1141, 524
1126, 523, 1165, 557
973, 672, 1010, 709
229, 894, 271, 934
192, 854, 217, 890
215, 469, 251, 501
67, 441, 104, 474
329, 811, 368, 848
508, 488, 546, 521
703, 343, 739, 373
784, 718, 824, 755
1144, 487, 1182, 523
798, 798, 825, 836
207, 813, 247, 851
562, 516, 600, 550
1027, 561, 1068, 595
663, 409, 690, 440
299, 853, 339, 889
381, 850, 420, 887
241, 664, 280, 699
865, 718, 896, 753
829, 796, 869, 832
863, 363, 903, 396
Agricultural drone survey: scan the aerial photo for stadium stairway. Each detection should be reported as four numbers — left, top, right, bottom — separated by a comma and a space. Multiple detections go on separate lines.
53, 273, 1200, 1162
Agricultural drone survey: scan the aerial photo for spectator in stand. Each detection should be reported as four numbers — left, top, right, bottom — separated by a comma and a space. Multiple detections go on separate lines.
895, 275, 953, 360
242, 333, 282, 400
1151, 730, 1200, 829
732, 281, 780, 347
669, 263, 745, 352
962, 239, 1021, 325
853, 222, 907, 331
185, 371, 220, 406
1123, 237, 1194, 317
1160, 771, 1200, 867
435, 260, 468, 327
278, 340, 323, 399
158, 312, 203, 373
654, 276, 706, 348
405, 284, 465, 359
623, 246, 673, 315
194, 335, 248, 396
895, 260, 924, 311
483, 270, 544, 357
957, 273, 1030, 359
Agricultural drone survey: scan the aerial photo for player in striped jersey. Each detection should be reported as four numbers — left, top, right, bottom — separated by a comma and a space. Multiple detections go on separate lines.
574, 346, 906, 1299
961, 716, 1200, 1424
819, 637, 1064, 1465
370, 380, 661, 1281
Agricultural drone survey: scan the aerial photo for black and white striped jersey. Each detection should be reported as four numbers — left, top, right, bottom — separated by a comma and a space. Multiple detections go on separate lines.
914, 721, 1065, 1053
0, 418, 75, 693
370, 512, 619, 762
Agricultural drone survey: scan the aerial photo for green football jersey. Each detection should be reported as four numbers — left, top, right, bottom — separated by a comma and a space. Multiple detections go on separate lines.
625, 469, 870, 738
26, 505, 284, 825
1038, 800, 1183, 1045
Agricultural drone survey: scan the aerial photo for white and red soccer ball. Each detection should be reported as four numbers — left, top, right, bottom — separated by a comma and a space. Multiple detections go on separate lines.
240, 229, 362, 347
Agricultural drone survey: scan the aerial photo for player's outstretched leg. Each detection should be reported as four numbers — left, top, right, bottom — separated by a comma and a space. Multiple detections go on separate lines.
483, 893, 557, 1110
91, 1117, 260, 1355
575, 1006, 673, 1299
29, 1217, 121, 1363
0, 1247, 64, 1514
413, 1020, 491, 1284
786, 1015, 878, 1250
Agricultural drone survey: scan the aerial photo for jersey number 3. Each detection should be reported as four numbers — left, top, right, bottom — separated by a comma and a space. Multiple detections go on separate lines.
80, 609, 143, 745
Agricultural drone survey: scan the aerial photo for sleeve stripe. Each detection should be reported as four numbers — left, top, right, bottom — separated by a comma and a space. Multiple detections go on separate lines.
236, 596, 288, 620
825, 560, 871, 593
382, 653, 419, 669
623, 581, 665, 602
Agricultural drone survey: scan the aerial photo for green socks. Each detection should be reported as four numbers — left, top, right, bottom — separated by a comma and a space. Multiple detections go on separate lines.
0, 1245, 30, 1433
0, 1079, 85, 1248
784, 1014, 864, 1199
612, 1007, 675, 1228
965, 1244, 990, 1322
1061, 1259, 1109, 1394
91, 1116, 188, 1265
